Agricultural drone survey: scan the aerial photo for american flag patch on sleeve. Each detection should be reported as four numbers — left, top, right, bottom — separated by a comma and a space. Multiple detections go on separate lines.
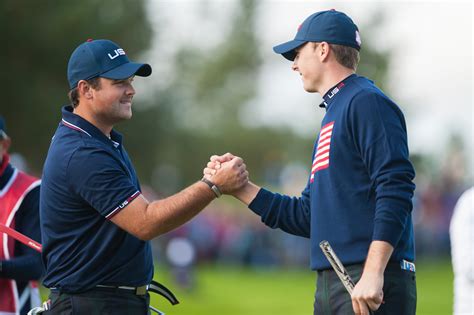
310, 121, 335, 183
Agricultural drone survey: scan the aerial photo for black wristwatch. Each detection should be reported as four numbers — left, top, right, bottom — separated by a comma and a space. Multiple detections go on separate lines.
201, 178, 222, 198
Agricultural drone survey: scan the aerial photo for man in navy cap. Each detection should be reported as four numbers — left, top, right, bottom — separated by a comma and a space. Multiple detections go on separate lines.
40, 39, 248, 314
206, 10, 416, 315
0, 117, 43, 315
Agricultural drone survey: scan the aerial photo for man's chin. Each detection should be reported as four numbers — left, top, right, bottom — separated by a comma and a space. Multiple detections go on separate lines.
114, 110, 132, 123
303, 85, 318, 93
122, 107, 133, 118
123, 111, 132, 120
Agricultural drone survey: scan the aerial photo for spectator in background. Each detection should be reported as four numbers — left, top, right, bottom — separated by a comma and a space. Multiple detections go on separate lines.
450, 187, 474, 315
0, 116, 43, 315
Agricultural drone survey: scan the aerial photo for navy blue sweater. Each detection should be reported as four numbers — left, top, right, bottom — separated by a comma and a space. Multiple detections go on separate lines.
249, 74, 416, 270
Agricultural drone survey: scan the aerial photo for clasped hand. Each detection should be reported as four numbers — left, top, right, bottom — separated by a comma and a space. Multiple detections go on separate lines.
203, 153, 248, 194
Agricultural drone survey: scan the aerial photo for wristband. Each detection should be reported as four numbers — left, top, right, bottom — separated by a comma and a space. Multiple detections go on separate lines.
201, 178, 222, 198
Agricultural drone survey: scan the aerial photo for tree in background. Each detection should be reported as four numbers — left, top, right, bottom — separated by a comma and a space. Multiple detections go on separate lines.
357, 9, 390, 93
0, 0, 152, 173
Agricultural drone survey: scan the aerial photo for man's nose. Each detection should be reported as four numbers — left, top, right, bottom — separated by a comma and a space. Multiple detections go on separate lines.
126, 84, 136, 95
291, 62, 298, 72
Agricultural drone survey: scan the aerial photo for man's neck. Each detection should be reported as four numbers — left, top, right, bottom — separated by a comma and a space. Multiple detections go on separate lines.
73, 105, 113, 137
319, 68, 355, 96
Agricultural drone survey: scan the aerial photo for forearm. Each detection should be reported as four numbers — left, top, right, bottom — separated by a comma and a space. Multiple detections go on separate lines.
143, 181, 215, 238
113, 156, 248, 239
232, 181, 260, 205
363, 240, 394, 274
0, 254, 43, 281
233, 182, 312, 237
247, 187, 311, 237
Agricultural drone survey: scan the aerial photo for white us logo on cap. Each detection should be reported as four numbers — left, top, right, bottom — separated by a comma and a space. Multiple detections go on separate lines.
108, 48, 126, 60
355, 30, 362, 46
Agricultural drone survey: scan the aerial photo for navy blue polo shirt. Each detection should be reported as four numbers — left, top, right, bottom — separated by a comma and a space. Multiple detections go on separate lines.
40, 106, 153, 293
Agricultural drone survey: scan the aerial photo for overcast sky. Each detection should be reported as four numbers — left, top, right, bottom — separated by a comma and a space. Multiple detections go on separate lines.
144, 0, 473, 173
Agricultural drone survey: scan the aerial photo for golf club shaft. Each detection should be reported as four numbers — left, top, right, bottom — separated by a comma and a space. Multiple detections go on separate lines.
0, 223, 42, 253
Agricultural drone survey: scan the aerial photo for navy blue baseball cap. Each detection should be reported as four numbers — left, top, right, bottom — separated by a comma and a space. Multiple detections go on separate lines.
273, 10, 361, 61
67, 39, 152, 89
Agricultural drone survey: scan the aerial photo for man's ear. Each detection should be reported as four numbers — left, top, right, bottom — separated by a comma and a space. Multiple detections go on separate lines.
319, 42, 330, 61
77, 80, 94, 100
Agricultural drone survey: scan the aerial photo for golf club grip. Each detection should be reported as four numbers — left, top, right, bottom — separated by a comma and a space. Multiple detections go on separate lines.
319, 241, 374, 315
319, 240, 355, 293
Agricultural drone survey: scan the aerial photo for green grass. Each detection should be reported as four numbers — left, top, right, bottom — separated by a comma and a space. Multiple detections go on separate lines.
41, 259, 453, 315
415, 259, 454, 315
151, 265, 315, 315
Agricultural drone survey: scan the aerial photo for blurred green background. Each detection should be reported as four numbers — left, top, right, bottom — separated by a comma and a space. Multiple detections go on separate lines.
3, 0, 472, 314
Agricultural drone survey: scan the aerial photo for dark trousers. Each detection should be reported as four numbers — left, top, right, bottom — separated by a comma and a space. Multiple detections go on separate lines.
314, 262, 417, 315
45, 288, 150, 315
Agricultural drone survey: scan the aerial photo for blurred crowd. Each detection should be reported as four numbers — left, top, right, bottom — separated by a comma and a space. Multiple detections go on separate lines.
412, 139, 470, 258
156, 203, 311, 269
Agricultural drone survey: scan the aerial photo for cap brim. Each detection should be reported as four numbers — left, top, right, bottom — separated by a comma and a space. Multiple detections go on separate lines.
101, 62, 152, 80
273, 40, 307, 61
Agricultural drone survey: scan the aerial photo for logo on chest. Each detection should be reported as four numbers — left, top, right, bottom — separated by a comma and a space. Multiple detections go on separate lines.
310, 121, 334, 183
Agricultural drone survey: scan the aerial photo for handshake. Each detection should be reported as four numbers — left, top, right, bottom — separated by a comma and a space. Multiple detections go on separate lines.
202, 153, 249, 196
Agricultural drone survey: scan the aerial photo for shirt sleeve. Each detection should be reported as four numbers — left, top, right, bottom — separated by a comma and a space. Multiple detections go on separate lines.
248, 182, 311, 238
349, 91, 416, 247
0, 186, 43, 280
67, 147, 141, 219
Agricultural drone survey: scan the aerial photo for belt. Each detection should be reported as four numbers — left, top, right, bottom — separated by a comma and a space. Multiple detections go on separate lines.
50, 280, 179, 305
318, 260, 416, 274
95, 284, 149, 295
97, 280, 179, 304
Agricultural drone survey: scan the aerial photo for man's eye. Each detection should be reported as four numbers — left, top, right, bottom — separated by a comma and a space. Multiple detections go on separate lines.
117, 79, 133, 85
